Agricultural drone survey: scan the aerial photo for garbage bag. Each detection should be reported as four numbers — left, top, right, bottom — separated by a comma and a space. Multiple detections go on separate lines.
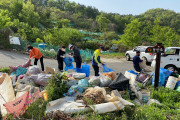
88, 76, 100, 86
27, 66, 41, 75
64, 57, 74, 71
102, 71, 116, 80
73, 73, 86, 79
100, 74, 112, 87
83, 87, 106, 104
109, 73, 129, 91
33, 73, 52, 86
102, 64, 114, 73
152, 68, 173, 86
139, 58, 152, 72
16, 74, 36, 86
81, 62, 90, 77
9, 59, 31, 72
78, 79, 89, 88
64, 85, 84, 96
67, 80, 78, 88
11, 67, 27, 78
0, 74, 15, 116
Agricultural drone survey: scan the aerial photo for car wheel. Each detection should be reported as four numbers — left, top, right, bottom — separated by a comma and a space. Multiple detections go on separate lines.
126, 54, 130, 61
164, 65, 179, 73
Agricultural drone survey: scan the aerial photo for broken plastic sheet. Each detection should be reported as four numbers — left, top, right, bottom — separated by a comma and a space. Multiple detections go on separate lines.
46, 97, 91, 114
0, 74, 16, 116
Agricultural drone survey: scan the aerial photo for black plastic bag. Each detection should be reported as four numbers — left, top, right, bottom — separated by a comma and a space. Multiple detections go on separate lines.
109, 73, 129, 91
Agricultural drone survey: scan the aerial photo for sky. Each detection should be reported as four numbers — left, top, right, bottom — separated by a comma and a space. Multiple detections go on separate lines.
69, 0, 180, 15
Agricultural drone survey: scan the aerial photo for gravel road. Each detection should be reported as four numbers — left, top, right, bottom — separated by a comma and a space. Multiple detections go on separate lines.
0, 50, 134, 75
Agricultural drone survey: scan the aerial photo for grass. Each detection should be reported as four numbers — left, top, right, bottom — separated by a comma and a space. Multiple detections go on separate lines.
0, 67, 10, 74
101, 52, 125, 59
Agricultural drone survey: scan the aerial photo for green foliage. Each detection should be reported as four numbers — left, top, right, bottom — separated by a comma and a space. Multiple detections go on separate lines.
120, 19, 141, 49
151, 87, 180, 109
0, 67, 10, 74
134, 105, 167, 120
19, 1, 40, 27
96, 13, 110, 32
44, 28, 84, 46
45, 73, 68, 101
150, 19, 177, 47
35, 38, 43, 43
22, 98, 47, 120
0, 9, 11, 29
101, 52, 125, 59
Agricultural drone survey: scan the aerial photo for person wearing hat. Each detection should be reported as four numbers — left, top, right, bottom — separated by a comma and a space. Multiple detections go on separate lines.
133, 51, 143, 72
57, 45, 66, 71
69, 44, 82, 69
92, 46, 104, 76
27, 45, 44, 71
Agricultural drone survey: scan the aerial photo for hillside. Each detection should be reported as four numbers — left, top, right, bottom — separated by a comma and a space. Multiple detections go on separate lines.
0, 0, 180, 51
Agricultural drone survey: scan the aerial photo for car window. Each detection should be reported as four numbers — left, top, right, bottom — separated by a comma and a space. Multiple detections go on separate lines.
165, 48, 176, 55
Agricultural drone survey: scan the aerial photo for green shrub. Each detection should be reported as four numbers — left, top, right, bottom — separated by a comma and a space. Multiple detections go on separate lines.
45, 73, 69, 101
134, 105, 167, 120
0, 67, 10, 74
22, 98, 47, 119
151, 87, 180, 109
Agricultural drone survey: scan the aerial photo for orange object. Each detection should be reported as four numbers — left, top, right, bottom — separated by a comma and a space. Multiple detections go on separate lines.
29, 47, 43, 59
41, 90, 48, 101
3, 92, 29, 117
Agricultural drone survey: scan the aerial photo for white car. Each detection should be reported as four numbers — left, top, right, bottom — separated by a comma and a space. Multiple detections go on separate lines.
125, 46, 155, 63
151, 47, 180, 72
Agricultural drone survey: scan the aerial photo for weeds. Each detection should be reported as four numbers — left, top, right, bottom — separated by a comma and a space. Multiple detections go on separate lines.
45, 73, 69, 101
0, 67, 10, 74
22, 98, 48, 120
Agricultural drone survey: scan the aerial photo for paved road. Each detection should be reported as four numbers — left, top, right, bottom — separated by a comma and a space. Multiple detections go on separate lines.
0, 50, 134, 75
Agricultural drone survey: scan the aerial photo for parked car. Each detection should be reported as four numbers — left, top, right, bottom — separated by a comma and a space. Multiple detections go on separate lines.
151, 47, 180, 73
125, 46, 155, 63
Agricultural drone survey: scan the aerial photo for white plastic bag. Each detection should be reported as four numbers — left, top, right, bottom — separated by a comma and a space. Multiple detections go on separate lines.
33, 73, 52, 86
27, 65, 41, 75
72, 73, 86, 79
99, 74, 112, 87
166, 76, 177, 90
88, 76, 100, 86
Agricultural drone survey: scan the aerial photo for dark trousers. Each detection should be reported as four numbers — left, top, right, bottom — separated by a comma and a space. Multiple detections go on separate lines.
93, 65, 99, 76
57, 59, 63, 71
76, 61, 82, 68
134, 65, 141, 72
34, 56, 44, 71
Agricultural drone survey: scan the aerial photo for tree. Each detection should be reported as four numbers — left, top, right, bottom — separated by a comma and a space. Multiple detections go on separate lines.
19, 1, 40, 27
9, 0, 23, 19
151, 19, 176, 47
0, 10, 11, 29
59, 18, 70, 28
96, 13, 110, 32
120, 19, 141, 49
44, 28, 84, 46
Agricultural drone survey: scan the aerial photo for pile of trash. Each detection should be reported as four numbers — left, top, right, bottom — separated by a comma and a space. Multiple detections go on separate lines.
0, 59, 57, 119
1, 58, 180, 119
